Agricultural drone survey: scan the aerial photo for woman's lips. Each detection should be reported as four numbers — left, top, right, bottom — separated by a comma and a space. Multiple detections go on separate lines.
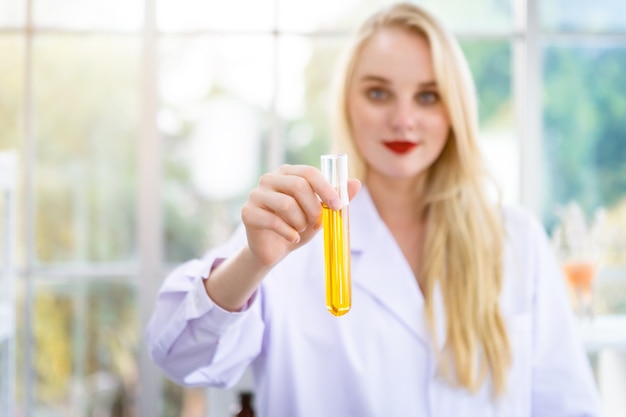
384, 141, 417, 154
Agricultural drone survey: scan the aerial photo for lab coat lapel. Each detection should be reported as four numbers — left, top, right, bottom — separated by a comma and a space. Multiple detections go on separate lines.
349, 188, 431, 347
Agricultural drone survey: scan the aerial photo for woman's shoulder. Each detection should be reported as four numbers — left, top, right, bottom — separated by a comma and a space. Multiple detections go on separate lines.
500, 204, 545, 237
498, 204, 554, 264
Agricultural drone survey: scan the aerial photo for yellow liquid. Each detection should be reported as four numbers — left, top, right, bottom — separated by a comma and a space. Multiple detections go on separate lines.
322, 205, 351, 316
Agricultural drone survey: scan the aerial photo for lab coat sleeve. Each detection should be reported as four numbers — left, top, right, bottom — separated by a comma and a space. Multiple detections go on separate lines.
528, 216, 601, 416
145, 225, 265, 388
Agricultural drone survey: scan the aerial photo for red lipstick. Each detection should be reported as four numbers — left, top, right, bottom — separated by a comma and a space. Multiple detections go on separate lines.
384, 141, 417, 154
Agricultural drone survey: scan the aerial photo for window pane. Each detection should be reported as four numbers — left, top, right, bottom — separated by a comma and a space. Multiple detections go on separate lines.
461, 40, 517, 204
157, 0, 274, 32
419, 0, 512, 32
277, 0, 387, 33
278, 0, 513, 33
0, 338, 14, 413
0, 36, 23, 275
33, 0, 142, 31
543, 44, 626, 315
0, 35, 22, 152
541, 0, 626, 32
160, 35, 273, 262
279, 35, 346, 167
0, 0, 24, 27
15, 278, 138, 417
32, 36, 140, 263
0, 153, 17, 415
163, 383, 207, 417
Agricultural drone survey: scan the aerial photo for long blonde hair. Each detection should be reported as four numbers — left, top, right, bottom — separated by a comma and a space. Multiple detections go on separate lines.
331, 3, 511, 396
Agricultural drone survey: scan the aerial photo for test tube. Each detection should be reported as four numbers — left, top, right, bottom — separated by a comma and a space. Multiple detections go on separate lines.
321, 154, 351, 316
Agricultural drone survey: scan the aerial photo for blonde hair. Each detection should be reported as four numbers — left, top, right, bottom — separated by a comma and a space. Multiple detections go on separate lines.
331, 3, 511, 396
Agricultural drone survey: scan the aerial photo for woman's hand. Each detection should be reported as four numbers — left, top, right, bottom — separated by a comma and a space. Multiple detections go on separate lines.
205, 164, 360, 312
241, 164, 361, 269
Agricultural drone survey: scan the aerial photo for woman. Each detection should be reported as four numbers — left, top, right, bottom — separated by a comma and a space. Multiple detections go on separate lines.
146, 3, 600, 416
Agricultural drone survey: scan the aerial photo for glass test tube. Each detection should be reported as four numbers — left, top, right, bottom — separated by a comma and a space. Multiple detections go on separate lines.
321, 154, 351, 316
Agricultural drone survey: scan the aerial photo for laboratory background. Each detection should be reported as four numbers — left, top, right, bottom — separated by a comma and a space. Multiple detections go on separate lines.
1, 0, 625, 416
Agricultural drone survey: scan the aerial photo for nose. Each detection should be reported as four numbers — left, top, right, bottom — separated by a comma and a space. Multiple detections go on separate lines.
389, 97, 417, 133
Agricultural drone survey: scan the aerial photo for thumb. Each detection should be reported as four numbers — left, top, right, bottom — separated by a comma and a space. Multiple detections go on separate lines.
347, 179, 361, 201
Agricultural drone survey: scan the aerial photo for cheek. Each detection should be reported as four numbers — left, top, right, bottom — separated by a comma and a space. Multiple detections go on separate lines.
427, 112, 451, 140
348, 104, 365, 141
349, 99, 366, 126
349, 104, 378, 155
349, 100, 382, 134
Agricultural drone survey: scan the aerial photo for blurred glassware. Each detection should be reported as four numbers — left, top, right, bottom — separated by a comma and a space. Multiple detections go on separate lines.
551, 202, 606, 320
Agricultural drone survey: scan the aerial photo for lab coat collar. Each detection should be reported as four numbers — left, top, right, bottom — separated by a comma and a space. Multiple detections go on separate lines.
348, 187, 439, 349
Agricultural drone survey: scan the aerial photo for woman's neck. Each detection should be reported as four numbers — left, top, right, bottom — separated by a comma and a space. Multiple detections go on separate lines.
365, 172, 428, 288
365, 173, 426, 228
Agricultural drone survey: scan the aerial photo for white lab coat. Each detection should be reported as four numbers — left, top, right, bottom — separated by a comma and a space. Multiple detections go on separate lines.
146, 187, 600, 417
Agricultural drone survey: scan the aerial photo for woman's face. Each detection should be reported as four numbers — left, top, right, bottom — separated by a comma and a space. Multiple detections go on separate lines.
347, 27, 451, 184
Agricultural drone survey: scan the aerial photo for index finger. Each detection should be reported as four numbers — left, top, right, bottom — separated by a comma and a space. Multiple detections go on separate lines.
277, 164, 342, 211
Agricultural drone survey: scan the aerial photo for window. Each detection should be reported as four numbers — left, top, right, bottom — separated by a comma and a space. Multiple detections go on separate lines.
1, 1, 625, 416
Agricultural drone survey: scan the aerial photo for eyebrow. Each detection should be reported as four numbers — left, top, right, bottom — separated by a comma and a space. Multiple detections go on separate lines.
358, 75, 438, 88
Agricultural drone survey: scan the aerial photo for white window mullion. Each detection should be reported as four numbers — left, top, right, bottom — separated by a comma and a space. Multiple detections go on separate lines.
22, 0, 36, 413
521, 0, 543, 217
138, 0, 163, 415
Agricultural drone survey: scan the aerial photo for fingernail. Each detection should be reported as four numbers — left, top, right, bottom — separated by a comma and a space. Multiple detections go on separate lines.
330, 197, 341, 211
293, 234, 301, 244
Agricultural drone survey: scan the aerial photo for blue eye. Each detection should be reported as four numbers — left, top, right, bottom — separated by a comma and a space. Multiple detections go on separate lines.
366, 88, 389, 101
416, 91, 439, 105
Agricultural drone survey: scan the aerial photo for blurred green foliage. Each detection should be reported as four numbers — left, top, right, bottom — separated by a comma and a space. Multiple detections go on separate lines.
543, 46, 626, 228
